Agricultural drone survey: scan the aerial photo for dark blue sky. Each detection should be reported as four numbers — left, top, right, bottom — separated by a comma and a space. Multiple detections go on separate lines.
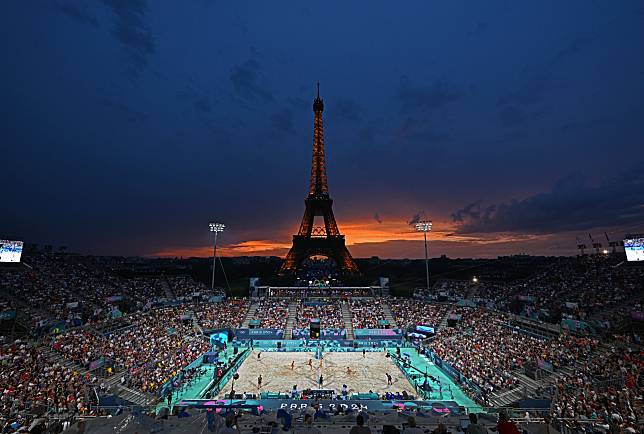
2, 1, 643, 258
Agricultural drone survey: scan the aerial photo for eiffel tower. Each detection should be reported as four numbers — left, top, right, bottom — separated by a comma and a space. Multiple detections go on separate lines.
279, 85, 359, 275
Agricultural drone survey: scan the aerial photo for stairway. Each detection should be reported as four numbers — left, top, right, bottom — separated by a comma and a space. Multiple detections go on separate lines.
285, 301, 298, 339
241, 303, 258, 328
489, 364, 576, 407
193, 319, 204, 336
42, 347, 90, 377
161, 278, 175, 299
437, 304, 454, 332
104, 371, 127, 393
341, 301, 355, 340
115, 384, 157, 405
382, 303, 398, 328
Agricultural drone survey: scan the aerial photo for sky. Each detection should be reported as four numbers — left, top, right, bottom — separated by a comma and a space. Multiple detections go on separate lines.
2, 1, 643, 259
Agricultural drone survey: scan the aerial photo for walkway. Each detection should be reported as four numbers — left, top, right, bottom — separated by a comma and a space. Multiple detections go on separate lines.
285, 301, 298, 339
157, 347, 239, 413
241, 303, 258, 328
390, 347, 482, 412
382, 303, 398, 328
341, 301, 355, 339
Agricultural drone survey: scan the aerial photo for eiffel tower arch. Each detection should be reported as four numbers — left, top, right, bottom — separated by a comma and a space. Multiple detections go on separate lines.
279, 85, 359, 275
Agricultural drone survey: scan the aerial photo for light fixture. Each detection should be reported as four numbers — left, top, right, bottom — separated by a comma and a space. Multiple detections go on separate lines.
415, 220, 433, 291
208, 222, 225, 291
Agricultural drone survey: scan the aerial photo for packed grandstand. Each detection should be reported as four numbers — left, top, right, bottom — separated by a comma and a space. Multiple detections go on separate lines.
0, 251, 641, 433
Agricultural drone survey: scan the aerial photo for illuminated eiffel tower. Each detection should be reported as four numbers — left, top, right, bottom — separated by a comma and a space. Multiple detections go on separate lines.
279, 85, 359, 275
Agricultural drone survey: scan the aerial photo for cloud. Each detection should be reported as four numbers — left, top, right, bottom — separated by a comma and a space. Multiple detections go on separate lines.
557, 117, 613, 133
102, 98, 147, 124
101, 0, 155, 73
549, 36, 593, 66
230, 59, 273, 103
407, 211, 426, 226
54, 1, 99, 27
498, 105, 525, 127
451, 163, 644, 235
374, 213, 383, 224
286, 96, 309, 112
497, 74, 549, 107
397, 77, 460, 113
193, 96, 212, 113
395, 116, 448, 143
332, 98, 363, 121
497, 37, 592, 108
270, 108, 294, 134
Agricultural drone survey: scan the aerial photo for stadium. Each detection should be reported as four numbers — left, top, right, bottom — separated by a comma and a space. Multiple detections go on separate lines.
3, 2, 644, 433
1, 238, 642, 433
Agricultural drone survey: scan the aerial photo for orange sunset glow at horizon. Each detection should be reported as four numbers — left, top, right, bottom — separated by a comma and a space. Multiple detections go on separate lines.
150, 217, 554, 259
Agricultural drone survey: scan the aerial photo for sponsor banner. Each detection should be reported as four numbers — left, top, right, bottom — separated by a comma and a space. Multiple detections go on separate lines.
236, 328, 284, 340
304, 301, 328, 307
0, 310, 17, 320
320, 329, 346, 339
177, 398, 463, 415
354, 329, 403, 339
292, 329, 347, 339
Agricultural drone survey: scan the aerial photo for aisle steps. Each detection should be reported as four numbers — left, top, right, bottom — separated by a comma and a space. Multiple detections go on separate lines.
437, 305, 454, 332
241, 303, 258, 328
382, 303, 398, 328
285, 302, 298, 339
341, 301, 355, 340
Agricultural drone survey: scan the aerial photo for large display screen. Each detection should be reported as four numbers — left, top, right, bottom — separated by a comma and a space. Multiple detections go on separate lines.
0, 240, 23, 263
624, 238, 644, 262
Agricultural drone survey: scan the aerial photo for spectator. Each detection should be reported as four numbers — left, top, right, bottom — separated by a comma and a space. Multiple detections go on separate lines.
404, 416, 424, 434
496, 411, 519, 434
349, 414, 371, 434
467, 413, 487, 434
297, 414, 321, 434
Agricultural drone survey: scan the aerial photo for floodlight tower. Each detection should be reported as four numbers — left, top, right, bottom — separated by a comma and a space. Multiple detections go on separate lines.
209, 223, 225, 290
415, 220, 433, 291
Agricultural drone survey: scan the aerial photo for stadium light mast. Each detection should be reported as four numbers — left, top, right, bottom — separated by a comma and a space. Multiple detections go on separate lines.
209, 223, 225, 291
415, 220, 432, 291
